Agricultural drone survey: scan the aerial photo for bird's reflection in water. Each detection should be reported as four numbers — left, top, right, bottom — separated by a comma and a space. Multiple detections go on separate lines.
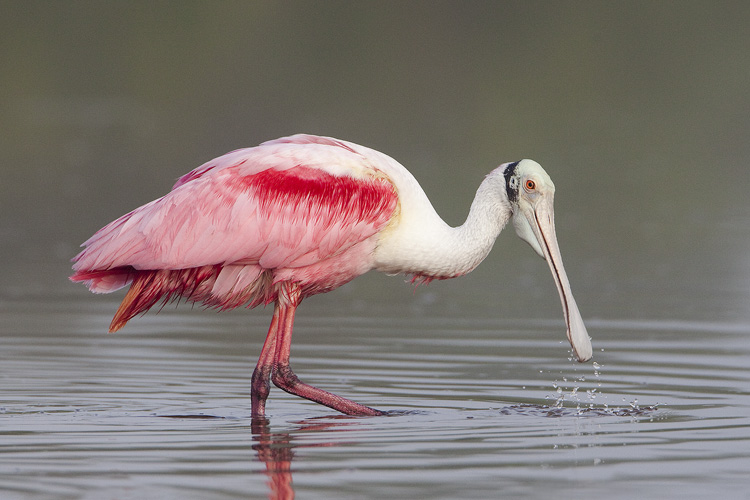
251, 415, 364, 500
251, 417, 295, 500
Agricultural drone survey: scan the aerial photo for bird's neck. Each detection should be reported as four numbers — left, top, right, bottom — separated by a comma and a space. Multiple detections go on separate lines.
445, 172, 513, 275
374, 170, 513, 278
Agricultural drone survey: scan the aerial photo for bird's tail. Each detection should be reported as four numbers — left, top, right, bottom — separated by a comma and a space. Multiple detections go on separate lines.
107, 267, 217, 332
74, 265, 277, 332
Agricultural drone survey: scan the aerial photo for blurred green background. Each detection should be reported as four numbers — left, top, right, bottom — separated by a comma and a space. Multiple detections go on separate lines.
2, 1, 749, 323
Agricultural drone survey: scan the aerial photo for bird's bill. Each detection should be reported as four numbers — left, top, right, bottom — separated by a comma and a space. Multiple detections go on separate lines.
516, 199, 593, 362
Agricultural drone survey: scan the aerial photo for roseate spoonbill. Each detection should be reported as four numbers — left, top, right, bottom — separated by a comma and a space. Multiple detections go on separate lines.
71, 134, 592, 416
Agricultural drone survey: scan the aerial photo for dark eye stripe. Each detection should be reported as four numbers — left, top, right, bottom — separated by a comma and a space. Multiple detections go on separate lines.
503, 161, 520, 203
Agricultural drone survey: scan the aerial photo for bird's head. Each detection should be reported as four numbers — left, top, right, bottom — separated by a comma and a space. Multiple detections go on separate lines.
501, 159, 592, 362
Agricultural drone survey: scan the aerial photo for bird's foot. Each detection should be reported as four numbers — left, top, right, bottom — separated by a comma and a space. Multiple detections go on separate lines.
272, 363, 384, 416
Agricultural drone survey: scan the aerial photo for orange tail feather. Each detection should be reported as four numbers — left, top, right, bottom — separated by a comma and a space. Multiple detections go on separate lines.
110, 273, 153, 332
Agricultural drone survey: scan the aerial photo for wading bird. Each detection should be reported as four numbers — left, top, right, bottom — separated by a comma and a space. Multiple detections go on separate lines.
71, 134, 592, 416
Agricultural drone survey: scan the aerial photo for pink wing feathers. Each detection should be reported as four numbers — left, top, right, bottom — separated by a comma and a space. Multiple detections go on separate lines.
71, 135, 399, 331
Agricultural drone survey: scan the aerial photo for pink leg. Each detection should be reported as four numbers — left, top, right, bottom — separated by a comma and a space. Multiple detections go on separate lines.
251, 306, 281, 417
265, 282, 385, 416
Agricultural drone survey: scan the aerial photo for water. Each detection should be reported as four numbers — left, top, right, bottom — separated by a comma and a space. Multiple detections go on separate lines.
1, 294, 749, 499
3, 2, 750, 499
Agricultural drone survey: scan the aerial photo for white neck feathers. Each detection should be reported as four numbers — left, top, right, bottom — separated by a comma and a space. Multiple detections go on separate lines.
373, 168, 513, 278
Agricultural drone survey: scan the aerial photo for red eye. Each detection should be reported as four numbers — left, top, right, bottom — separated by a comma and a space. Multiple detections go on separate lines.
525, 179, 536, 191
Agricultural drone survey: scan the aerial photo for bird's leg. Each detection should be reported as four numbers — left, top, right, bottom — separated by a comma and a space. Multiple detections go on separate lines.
271, 282, 385, 416
251, 305, 282, 417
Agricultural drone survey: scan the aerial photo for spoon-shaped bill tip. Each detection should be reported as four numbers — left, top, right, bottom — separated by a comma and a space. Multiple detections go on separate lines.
566, 297, 592, 362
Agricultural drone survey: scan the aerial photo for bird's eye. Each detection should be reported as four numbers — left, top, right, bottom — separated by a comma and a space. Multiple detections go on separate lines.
524, 179, 536, 192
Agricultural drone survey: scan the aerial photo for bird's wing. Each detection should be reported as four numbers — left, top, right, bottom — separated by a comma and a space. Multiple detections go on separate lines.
72, 139, 399, 292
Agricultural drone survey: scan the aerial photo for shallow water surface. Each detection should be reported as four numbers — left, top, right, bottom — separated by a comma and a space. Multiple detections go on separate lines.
1, 297, 749, 499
